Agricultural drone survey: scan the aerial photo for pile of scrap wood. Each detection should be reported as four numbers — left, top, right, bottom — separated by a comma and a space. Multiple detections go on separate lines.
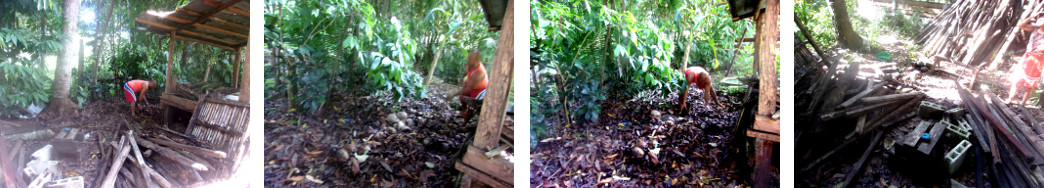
93, 127, 233, 188
956, 83, 1044, 187
918, 0, 1043, 70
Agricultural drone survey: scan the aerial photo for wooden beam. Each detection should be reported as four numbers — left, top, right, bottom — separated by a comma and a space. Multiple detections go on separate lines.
174, 0, 246, 33
101, 141, 131, 188
137, 18, 239, 46
232, 48, 241, 88
161, 94, 198, 112
166, 32, 177, 94
460, 146, 513, 184
171, 35, 235, 50
754, 115, 780, 134
240, 45, 249, 103
227, 7, 249, 16
473, 2, 514, 150
753, 0, 779, 135
146, 137, 228, 158
455, 161, 512, 188
747, 130, 780, 142
203, 0, 249, 17
192, 23, 247, 39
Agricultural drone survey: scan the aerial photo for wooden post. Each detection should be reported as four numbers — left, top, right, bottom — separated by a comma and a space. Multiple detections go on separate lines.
232, 48, 242, 88
166, 32, 177, 94
753, 0, 779, 187
240, 45, 249, 102
473, 2, 513, 150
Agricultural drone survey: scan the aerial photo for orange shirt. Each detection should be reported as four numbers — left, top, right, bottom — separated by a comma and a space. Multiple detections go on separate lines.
126, 80, 149, 93
462, 64, 489, 98
684, 67, 708, 89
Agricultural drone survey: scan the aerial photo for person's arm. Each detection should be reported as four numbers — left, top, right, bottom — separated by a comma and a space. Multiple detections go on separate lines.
1018, 14, 1041, 32
139, 84, 151, 106
449, 72, 485, 100
706, 84, 723, 108
131, 101, 137, 116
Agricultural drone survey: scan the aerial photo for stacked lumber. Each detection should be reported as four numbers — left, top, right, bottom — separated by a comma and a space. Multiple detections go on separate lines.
956, 83, 1044, 187
94, 129, 230, 188
918, 0, 1043, 69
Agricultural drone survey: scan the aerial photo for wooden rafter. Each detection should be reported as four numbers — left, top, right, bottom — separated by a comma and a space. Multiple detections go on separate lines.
173, 0, 245, 33
136, 18, 239, 46
204, 0, 249, 16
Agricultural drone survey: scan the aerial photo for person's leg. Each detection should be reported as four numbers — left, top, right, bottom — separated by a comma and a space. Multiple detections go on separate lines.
131, 101, 137, 116
1009, 79, 1022, 104
1022, 89, 1032, 106
457, 96, 468, 117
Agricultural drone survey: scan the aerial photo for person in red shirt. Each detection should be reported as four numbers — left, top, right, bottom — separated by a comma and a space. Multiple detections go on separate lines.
679, 66, 723, 110
446, 51, 488, 117
124, 80, 156, 116
1008, 13, 1044, 105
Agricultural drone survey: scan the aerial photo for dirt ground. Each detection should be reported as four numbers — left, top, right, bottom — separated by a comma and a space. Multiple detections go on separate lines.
0, 96, 175, 187
530, 88, 779, 187
262, 78, 514, 187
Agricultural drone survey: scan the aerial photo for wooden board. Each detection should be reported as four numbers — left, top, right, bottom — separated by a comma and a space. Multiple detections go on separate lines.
460, 146, 513, 185
161, 94, 198, 112
917, 121, 947, 155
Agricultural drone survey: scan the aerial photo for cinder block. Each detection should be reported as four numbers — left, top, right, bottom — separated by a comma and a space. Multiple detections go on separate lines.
919, 101, 946, 119
28, 173, 52, 188
947, 108, 966, 119
44, 176, 83, 188
957, 119, 972, 132
944, 121, 970, 140
946, 140, 972, 174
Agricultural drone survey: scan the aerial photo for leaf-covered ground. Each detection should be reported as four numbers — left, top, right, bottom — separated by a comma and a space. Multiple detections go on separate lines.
531, 89, 778, 187
263, 79, 513, 187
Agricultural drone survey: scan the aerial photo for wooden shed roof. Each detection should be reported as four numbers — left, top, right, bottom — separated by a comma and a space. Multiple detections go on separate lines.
135, 0, 249, 50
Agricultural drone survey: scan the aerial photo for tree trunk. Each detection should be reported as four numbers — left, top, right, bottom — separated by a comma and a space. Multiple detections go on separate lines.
92, 0, 116, 81
41, 0, 81, 116
830, 0, 864, 50
424, 45, 443, 86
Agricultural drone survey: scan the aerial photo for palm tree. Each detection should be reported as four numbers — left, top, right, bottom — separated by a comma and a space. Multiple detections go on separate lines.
41, 0, 80, 116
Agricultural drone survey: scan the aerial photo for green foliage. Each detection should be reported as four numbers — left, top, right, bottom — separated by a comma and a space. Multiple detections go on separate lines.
0, 63, 51, 117
531, 0, 752, 126
266, 0, 495, 113
796, 0, 838, 48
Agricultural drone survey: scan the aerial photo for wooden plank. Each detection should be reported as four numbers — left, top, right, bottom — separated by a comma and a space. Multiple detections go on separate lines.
203, 0, 249, 16
101, 141, 131, 188
903, 121, 932, 147
172, 0, 246, 32
240, 45, 249, 103
839, 131, 884, 188
136, 18, 239, 46
460, 146, 513, 185
136, 135, 210, 171
917, 121, 947, 155
455, 162, 511, 188
473, 2, 514, 150
746, 130, 780, 142
753, 115, 780, 134
146, 137, 228, 158
171, 35, 235, 50
127, 131, 153, 187
192, 23, 247, 39
161, 94, 198, 112
869, 0, 947, 9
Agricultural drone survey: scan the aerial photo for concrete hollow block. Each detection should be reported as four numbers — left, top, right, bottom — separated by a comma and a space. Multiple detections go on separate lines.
44, 176, 84, 188
919, 101, 945, 119
946, 140, 972, 174
945, 121, 970, 140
